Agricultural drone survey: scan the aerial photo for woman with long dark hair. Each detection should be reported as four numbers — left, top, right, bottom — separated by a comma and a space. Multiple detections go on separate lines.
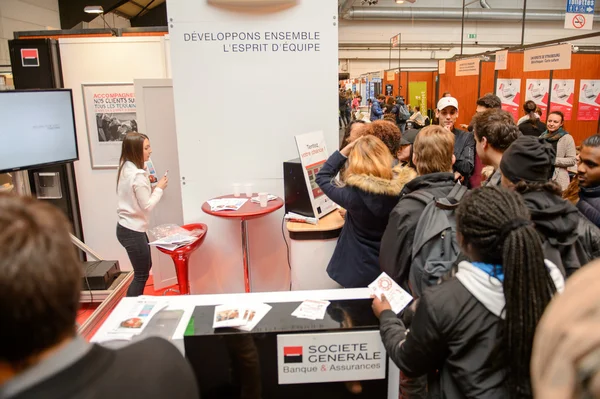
116, 132, 168, 296
540, 111, 576, 191
373, 186, 564, 398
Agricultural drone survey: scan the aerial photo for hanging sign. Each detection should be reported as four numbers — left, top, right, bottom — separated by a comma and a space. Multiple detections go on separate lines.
550, 79, 575, 120
524, 44, 572, 72
495, 50, 508, 70
455, 58, 480, 76
294, 131, 336, 219
391, 34, 401, 48
277, 331, 386, 384
496, 79, 521, 120
565, 0, 595, 30
438, 60, 446, 74
526, 79, 550, 120
578, 80, 600, 121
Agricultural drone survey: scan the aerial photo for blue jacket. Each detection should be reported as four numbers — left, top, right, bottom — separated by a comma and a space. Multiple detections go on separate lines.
370, 100, 384, 121
315, 151, 416, 288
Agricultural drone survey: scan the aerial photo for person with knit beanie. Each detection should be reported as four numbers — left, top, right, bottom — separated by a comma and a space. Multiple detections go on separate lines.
500, 135, 600, 277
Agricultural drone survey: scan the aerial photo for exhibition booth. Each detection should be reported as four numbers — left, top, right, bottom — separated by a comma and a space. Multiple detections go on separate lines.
2, 0, 600, 397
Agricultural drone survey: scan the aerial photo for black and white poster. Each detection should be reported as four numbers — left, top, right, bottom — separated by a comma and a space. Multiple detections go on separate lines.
83, 83, 137, 168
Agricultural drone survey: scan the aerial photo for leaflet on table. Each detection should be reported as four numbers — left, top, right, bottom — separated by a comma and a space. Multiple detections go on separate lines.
207, 198, 248, 211
368, 272, 413, 314
148, 233, 199, 250
106, 298, 168, 337
250, 194, 278, 204
213, 302, 271, 330
291, 299, 330, 320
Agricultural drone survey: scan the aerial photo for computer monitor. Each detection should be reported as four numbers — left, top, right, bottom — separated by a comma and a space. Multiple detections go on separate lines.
0, 89, 79, 173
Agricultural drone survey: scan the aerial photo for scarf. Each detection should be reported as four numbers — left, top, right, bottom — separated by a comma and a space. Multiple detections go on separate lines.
540, 127, 567, 152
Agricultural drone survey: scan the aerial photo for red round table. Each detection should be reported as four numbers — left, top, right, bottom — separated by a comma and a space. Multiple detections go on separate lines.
201, 194, 284, 293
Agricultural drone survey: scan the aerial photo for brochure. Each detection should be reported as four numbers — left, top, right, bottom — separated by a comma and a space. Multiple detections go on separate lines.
207, 198, 248, 212
368, 272, 413, 314
291, 299, 330, 320
145, 158, 158, 187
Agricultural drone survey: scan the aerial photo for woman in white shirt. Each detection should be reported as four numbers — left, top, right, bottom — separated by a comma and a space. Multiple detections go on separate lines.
116, 132, 168, 296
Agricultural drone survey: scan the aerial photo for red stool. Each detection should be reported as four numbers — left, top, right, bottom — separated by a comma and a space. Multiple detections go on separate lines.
156, 223, 207, 295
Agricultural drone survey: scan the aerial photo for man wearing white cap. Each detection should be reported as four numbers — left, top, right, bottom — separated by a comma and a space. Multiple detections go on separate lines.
436, 97, 475, 183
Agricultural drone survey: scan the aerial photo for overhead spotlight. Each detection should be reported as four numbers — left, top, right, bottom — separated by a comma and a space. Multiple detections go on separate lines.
84, 5, 104, 13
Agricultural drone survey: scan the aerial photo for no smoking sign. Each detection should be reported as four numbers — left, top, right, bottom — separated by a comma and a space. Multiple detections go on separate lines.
573, 14, 586, 28
565, 10, 594, 30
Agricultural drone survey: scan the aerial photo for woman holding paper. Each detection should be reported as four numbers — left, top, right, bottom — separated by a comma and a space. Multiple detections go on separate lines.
372, 187, 564, 398
315, 135, 416, 288
116, 132, 168, 296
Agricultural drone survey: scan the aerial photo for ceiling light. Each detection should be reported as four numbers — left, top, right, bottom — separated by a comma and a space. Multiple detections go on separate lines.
396, 0, 405, 3
84, 5, 104, 14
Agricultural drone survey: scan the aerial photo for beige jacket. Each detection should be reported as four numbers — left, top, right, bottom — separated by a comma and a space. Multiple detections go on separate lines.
552, 133, 577, 191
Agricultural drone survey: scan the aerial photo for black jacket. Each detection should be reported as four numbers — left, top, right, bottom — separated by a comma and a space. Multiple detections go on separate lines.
380, 172, 457, 291
380, 261, 565, 399
522, 190, 600, 277
578, 185, 600, 228
316, 151, 415, 288
10, 337, 200, 399
518, 119, 546, 137
452, 128, 475, 181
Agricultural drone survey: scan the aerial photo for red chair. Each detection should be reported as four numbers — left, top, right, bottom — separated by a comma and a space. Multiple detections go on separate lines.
156, 223, 207, 295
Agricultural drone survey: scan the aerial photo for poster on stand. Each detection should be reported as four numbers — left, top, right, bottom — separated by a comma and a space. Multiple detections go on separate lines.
525, 79, 550, 120
294, 131, 337, 219
578, 80, 600, 121
550, 79, 575, 120
496, 79, 521, 120
82, 83, 137, 169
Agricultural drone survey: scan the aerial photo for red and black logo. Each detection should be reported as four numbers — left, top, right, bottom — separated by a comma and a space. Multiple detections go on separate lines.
283, 346, 303, 363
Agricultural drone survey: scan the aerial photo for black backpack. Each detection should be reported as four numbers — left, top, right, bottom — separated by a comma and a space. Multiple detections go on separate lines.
406, 182, 468, 297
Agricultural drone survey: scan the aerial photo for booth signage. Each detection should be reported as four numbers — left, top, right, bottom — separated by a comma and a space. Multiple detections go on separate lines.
496, 79, 521, 120
386, 71, 395, 80
455, 58, 480, 76
564, 0, 595, 30
82, 83, 137, 169
526, 79, 550, 120
523, 44, 572, 72
578, 80, 600, 121
550, 79, 575, 120
277, 331, 386, 384
20, 49, 39, 67
495, 50, 508, 70
385, 84, 393, 96
438, 60, 446, 74
294, 131, 336, 219
391, 34, 401, 48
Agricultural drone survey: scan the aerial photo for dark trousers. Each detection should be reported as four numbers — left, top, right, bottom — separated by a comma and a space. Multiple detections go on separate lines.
116, 223, 152, 297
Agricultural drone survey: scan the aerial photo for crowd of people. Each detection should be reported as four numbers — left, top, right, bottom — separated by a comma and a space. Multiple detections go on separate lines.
2, 90, 600, 398
324, 91, 600, 398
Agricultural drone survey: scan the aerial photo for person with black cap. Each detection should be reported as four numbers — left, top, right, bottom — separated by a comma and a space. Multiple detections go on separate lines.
500, 135, 600, 277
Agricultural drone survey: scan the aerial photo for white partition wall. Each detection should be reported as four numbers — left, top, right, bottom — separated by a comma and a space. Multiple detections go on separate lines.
60, 37, 170, 271
167, 1, 339, 293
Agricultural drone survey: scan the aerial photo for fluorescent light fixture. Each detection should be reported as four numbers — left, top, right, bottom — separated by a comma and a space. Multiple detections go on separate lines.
84, 5, 104, 14
395, 0, 405, 3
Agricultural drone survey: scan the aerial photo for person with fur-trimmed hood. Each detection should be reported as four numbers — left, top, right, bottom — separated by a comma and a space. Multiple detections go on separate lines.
316, 135, 416, 288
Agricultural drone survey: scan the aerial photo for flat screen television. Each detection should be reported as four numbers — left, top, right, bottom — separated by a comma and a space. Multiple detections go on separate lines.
0, 89, 79, 174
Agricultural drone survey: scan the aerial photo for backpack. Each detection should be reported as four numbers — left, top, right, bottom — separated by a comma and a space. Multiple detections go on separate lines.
398, 104, 410, 121
406, 182, 468, 298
